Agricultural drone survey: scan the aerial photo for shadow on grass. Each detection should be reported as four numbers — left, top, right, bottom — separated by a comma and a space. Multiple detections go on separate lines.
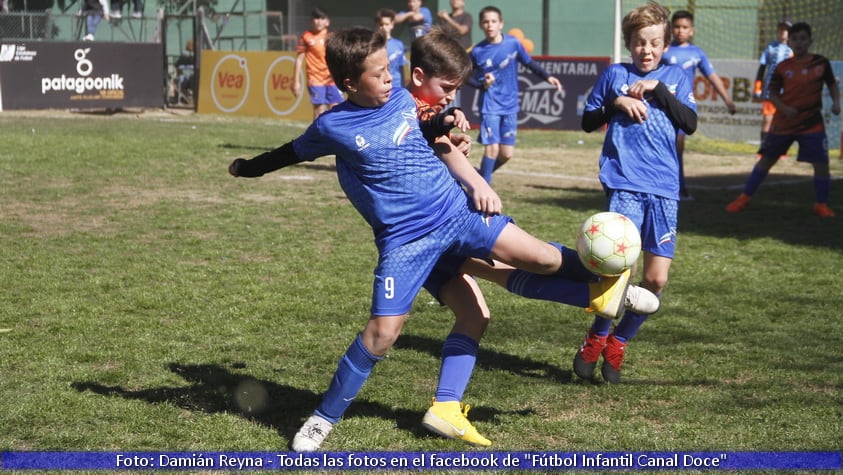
394, 334, 574, 384
524, 174, 843, 250
71, 362, 527, 444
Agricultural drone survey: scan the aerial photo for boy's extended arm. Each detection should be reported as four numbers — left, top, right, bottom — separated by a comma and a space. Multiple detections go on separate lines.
434, 138, 501, 215
581, 105, 614, 132
229, 142, 304, 177
419, 108, 464, 144
707, 72, 736, 114
651, 81, 698, 134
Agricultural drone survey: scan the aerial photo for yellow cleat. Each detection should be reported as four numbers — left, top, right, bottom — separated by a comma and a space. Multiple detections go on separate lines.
422, 399, 491, 447
586, 269, 660, 319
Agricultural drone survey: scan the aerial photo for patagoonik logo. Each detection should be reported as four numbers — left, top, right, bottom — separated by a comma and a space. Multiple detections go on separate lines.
210, 54, 250, 113
41, 48, 125, 96
264, 55, 303, 115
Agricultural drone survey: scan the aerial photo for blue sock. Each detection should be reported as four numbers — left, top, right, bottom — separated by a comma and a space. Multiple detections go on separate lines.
590, 315, 613, 336
814, 176, 831, 203
435, 333, 479, 402
507, 269, 590, 308
315, 334, 383, 423
613, 310, 650, 341
480, 156, 496, 183
743, 165, 770, 196
551, 242, 598, 282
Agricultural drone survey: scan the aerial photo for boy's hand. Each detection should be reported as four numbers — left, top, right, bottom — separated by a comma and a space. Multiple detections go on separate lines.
483, 73, 495, 89
229, 158, 246, 177
614, 96, 649, 123
548, 76, 563, 92
450, 133, 472, 157
626, 79, 659, 99
468, 181, 502, 215
449, 109, 470, 132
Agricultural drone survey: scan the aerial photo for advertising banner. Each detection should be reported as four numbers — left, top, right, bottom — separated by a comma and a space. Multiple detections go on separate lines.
457, 56, 611, 131
0, 42, 164, 110
196, 50, 313, 121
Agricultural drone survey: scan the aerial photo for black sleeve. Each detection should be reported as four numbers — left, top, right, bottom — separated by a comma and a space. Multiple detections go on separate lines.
419, 108, 461, 144
581, 105, 613, 132
651, 82, 697, 135
755, 64, 765, 82
229, 142, 303, 177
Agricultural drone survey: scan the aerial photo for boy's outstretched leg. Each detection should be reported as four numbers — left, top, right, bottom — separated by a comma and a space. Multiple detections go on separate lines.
292, 316, 401, 451
422, 275, 491, 447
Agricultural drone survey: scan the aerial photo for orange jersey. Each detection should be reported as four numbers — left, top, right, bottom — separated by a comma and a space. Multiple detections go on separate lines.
297, 29, 334, 86
769, 54, 836, 135
413, 95, 442, 121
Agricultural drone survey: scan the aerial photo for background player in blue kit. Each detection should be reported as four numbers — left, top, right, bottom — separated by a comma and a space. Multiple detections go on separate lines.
469, 6, 562, 184
228, 27, 659, 451
754, 19, 793, 158
575, 2, 697, 384
375, 9, 407, 89
661, 9, 734, 200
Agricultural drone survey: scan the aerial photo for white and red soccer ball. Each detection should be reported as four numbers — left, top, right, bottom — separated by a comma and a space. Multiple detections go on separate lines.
576, 211, 642, 276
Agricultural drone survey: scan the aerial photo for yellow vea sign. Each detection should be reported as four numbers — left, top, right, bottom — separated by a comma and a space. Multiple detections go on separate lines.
197, 51, 315, 120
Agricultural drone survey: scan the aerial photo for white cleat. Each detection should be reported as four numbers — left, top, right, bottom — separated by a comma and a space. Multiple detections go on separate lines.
291, 414, 333, 452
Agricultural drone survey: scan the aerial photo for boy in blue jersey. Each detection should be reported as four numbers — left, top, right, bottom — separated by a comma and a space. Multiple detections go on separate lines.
229, 27, 660, 451
468, 6, 562, 184
754, 19, 793, 157
575, 3, 697, 384
661, 10, 734, 200
375, 9, 407, 89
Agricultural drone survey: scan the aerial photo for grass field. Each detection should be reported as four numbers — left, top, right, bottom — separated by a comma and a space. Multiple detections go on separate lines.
0, 110, 841, 470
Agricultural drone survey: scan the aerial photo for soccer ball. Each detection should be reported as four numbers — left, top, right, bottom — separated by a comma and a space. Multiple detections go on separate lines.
576, 211, 641, 276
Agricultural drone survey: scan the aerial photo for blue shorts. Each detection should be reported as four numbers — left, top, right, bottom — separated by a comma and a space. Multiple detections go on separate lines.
308, 85, 343, 106
760, 131, 829, 163
607, 189, 677, 259
479, 113, 518, 146
371, 206, 511, 316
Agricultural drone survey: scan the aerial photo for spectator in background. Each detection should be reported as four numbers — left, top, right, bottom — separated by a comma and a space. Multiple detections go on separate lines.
80, 0, 110, 41
726, 22, 840, 218
468, 6, 562, 184
395, 0, 432, 40
2, 0, 9, 13
375, 8, 407, 88
661, 10, 736, 200
436, 0, 472, 50
109, 0, 141, 19
293, 7, 342, 119
754, 19, 793, 158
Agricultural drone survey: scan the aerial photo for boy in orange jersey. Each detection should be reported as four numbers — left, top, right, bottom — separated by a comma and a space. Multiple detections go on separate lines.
726, 22, 840, 217
293, 7, 343, 119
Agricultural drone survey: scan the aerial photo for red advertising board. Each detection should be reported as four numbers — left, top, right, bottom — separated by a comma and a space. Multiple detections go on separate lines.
0, 42, 164, 110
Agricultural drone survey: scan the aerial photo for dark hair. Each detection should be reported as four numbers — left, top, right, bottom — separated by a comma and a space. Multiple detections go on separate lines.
375, 8, 395, 21
410, 26, 472, 83
789, 22, 811, 38
671, 9, 693, 24
478, 5, 501, 22
312, 7, 328, 19
326, 28, 387, 92
622, 2, 671, 48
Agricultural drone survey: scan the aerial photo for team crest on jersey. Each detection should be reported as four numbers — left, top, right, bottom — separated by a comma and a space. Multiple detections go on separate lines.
355, 134, 370, 151
392, 111, 417, 146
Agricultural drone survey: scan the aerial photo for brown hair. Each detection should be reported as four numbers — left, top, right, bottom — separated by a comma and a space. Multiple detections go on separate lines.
326, 27, 387, 92
409, 26, 472, 83
622, 1, 671, 48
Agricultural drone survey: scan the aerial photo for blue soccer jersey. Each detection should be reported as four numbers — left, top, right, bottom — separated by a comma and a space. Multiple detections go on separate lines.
386, 37, 406, 88
469, 34, 533, 115
661, 42, 715, 85
292, 88, 465, 253
758, 40, 792, 100
584, 63, 696, 199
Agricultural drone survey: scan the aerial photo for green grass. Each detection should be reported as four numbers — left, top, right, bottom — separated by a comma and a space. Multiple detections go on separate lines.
0, 111, 841, 467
